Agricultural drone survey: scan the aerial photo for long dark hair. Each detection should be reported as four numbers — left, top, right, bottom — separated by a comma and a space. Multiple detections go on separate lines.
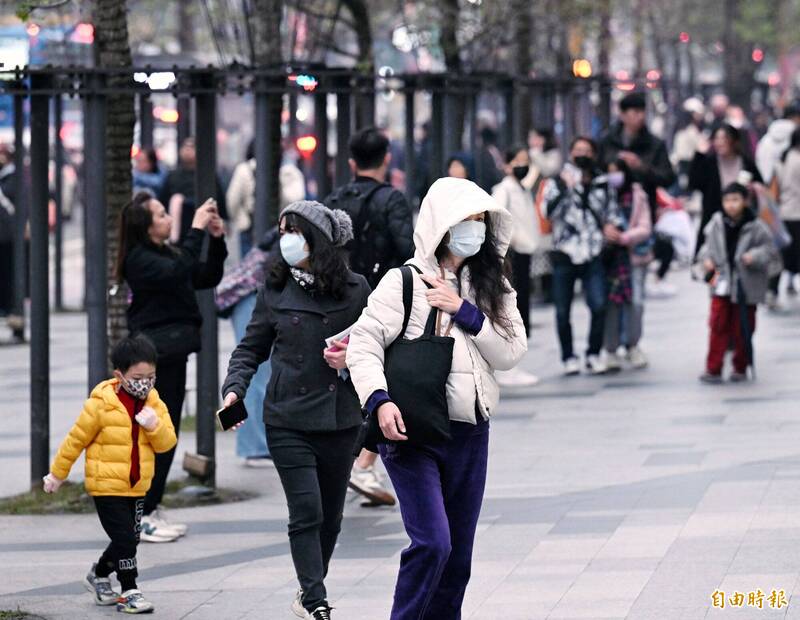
713, 124, 743, 156
116, 191, 156, 283
781, 127, 800, 163
267, 213, 350, 299
435, 215, 515, 337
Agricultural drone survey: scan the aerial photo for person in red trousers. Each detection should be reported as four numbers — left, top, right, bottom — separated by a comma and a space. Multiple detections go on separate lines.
695, 182, 781, 383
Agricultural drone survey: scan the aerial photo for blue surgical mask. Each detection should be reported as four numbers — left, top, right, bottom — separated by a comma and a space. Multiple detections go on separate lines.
447, 220, 486, 258
280, 232, 309, 267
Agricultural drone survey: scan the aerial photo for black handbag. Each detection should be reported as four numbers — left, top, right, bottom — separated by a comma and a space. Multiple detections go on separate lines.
138, 322, 202, 363
363, 264, 454, 449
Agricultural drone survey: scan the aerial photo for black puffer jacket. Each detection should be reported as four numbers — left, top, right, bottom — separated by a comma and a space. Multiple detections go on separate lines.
324, 176, 414, 288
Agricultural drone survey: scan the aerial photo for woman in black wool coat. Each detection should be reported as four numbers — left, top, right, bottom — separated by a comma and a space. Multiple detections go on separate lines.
222, 200, 370, 620
116, 190, 227, 541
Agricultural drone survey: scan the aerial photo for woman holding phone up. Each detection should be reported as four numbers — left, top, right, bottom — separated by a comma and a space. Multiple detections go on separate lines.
221, 201, 370, 620
117, 192, 227, 542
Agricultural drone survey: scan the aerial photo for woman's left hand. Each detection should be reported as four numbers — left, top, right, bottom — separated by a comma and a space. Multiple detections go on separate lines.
419, 275, 463, 314
208, 215, 225, 238
323, 339, 348, 370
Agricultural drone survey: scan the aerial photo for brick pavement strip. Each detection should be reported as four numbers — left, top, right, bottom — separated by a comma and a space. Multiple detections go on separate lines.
2, 271, 800, 619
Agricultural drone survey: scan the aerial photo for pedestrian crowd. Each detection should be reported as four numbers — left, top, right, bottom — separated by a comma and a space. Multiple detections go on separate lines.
2, 86, 797, 619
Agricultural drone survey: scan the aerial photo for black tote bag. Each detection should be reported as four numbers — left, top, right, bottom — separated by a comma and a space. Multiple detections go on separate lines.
363, 265, 454, 448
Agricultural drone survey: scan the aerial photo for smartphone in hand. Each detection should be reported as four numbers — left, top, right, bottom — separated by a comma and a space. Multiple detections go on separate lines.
216, 399, 248, 431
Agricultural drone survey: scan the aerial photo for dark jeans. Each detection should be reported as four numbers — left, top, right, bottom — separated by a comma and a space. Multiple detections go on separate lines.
379, 417, 489, 620
143, 356, 187, 515
510, 251, 531, 338
551, 256, 607, 361
93, 496, 144, 591
267, 424, 360, 612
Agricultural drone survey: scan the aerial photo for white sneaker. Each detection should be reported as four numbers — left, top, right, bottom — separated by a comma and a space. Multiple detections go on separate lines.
585, 354, 607, 375
495, 367, 540, 387
140, 514, 180, 543
291, 589, 305, 618
244, 455, 275, 468
648, 279, 677, 298
116, 589, 155, 614
151, 506, 188, 537
563, 357, 581, 376
605, 351, 623, 372
626, 346, 649, 369
348, 464, 396, 506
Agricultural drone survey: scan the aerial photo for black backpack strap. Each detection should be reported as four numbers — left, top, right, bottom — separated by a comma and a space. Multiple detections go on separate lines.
398, 265, 413, 340
352, 182, 392, 238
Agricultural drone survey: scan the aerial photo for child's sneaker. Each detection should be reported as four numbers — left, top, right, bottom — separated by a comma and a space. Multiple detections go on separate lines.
83, 563, 119, 606
699, 372, 723, 384
116, 589, 154, 614
730, 371, 748, 383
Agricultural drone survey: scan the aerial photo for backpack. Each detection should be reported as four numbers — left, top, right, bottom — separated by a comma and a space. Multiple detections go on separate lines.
325, 180, 392, 284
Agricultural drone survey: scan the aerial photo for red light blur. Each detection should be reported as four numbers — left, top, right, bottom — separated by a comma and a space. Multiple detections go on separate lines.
752, 48, 764, 63
296, 135, 318, 156
679, 32, 690, 43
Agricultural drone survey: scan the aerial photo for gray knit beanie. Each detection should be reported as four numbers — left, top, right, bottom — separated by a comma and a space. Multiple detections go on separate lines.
280, 200, 354, 247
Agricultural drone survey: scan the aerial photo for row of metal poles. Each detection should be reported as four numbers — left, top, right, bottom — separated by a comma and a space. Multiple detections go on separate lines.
4, 68, 610, 487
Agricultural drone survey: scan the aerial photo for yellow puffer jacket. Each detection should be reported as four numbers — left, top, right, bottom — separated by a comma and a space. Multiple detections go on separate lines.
50, 378, 177, 497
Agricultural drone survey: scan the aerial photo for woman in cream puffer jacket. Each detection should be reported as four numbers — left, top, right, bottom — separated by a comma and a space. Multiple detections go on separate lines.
346, 177, 527, 619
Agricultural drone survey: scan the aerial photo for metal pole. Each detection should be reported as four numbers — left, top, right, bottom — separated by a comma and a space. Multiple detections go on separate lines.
253, 76, 269, 241
430, 81, 445, 181
84, 73, 108, 390
139, 93, 154, 150
194, 72, 218, 487
335, 83, 352, 188
313, 90, 330, 199
53, 95, 64, 311
502, 80, 515, 148
12, 92, 27, 336
176, 96, 191, 147
289, 93, 298, 142
29, 74, 50, 486
404, 87, 416, 206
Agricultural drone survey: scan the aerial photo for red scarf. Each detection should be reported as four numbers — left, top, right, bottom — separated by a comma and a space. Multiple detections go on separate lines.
117, 388, 143, 487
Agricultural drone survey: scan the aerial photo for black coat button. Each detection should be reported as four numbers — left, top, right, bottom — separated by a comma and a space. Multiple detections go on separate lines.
299, 386, 308, 395
322, 317, 330, 325
296, 354, 304, 363
328, 384, 336, 392
291, 316, 300, 325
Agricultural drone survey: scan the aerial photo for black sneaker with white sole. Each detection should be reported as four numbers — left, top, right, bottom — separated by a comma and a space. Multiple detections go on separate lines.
307, 606, 332, 620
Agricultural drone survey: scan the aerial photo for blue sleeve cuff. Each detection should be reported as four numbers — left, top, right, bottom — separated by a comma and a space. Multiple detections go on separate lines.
453, 300, 485, 335
366, 390, 391, 415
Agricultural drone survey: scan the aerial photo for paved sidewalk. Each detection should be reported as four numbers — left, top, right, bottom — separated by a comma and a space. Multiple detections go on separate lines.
2, 270, 800, 619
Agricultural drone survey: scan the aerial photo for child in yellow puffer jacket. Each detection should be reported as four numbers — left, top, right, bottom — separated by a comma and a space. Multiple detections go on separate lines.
43, 335, 176, 614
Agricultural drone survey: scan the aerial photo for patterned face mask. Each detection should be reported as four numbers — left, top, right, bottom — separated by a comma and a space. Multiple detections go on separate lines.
122, 376, 156, 400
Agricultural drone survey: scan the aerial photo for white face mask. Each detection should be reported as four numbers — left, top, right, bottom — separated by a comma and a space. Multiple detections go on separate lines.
280, 232, 310, 267
447, 220, 486, 258
607, 171, 626, 189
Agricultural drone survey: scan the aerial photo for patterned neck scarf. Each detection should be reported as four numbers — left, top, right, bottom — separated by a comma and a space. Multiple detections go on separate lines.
290, 267, 316, 293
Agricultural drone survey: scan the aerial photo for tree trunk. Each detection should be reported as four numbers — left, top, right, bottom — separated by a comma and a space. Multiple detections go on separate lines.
513, 0, 533, 139
723, 0, 755, 108
253, 0, 283, 226
341, 0, 374, 127
597, 0, 613, 126
94, 0, 135, 354
440, 0, 467, 151
632, 0, 645, 79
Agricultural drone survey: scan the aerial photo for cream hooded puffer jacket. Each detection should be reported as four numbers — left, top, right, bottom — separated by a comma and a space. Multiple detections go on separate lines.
346, 177, 528, 424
